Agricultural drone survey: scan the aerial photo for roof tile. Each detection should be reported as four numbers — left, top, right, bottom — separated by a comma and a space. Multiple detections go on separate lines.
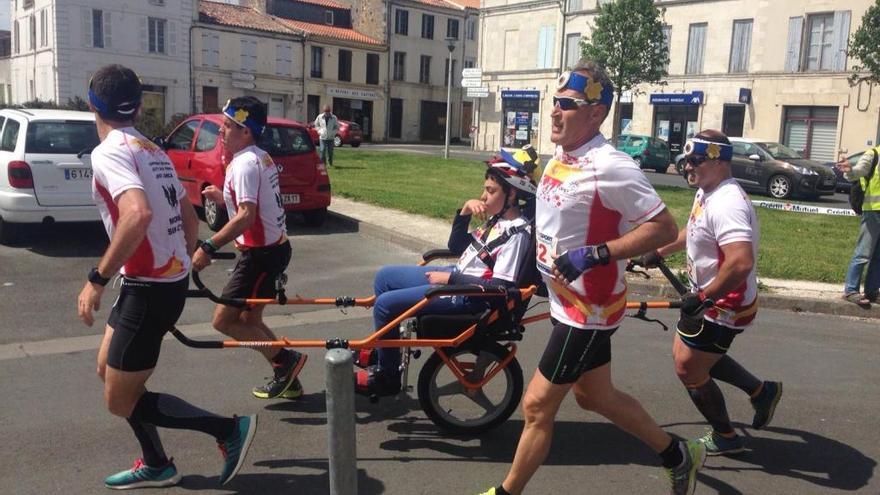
277, 18, 384, 47
199, 1, 296, 35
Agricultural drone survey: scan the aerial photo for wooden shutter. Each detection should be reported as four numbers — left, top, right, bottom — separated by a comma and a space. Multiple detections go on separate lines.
831, 10, 851, 71
82, 8, 92, 47
784, 17, 803, 72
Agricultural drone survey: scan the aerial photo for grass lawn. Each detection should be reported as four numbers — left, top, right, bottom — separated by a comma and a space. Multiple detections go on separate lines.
329, 149, 857, 283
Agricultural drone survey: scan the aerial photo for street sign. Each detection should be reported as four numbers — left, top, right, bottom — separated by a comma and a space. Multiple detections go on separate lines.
466, 88, 489, 98
461, 78, 484, 88
461, 68, 482, 79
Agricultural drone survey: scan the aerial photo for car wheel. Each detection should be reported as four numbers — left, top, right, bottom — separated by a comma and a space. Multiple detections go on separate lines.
767, 174, 793, 199
351, 141, 361, 148
203, 194, 229, 231
303, 207, 328, 227
333, 136, 343, 147
675, 159, 686, 176
0, 216, 19, 245
633, 156, 643, 168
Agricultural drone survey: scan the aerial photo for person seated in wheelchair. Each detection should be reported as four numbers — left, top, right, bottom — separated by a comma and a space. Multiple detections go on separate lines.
356, 146, 542, 398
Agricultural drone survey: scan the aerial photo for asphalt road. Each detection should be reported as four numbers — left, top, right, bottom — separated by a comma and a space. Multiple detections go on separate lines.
362, 143, 853, 207
0, 217, 878, 494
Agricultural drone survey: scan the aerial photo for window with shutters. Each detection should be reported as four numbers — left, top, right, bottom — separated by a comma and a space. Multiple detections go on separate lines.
311, 46, 323, 78
422, 14, 434, 40
28, 15, 35, 51
661, 25, 671, 72
728, 19, 752, 73
39, 9, 47, 47
568, 0, 582, 12
202, 33, 219, 68
240, 39, 257, 72
782, 106, 838, 162
148, 17, 166, 54
467, 18, 476, 41
565, 33, 581, 69
447, 19, 459, 40
805, 13, 835, 71
338, 49, 352, 81
395, 9, 408, 36
366, 53, 379, 85
537, 25, 555, 69
419, 55, 431, 84
393, 51, 406, 81
276, 43, 292, 76
685, 23, 707, 75
786, 11, 851, 73
92, 10, 103, 48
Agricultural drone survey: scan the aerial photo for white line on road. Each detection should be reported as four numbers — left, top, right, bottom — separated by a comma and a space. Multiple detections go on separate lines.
0, 307, 370, 362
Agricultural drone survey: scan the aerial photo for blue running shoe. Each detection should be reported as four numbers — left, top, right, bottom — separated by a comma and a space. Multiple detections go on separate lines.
104, 458, 181, 490
751, 381, 783, 430
697, 429, 746, 456
218, 415, 258, 485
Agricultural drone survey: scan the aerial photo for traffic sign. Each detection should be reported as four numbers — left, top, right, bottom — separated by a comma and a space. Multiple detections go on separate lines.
461, 68, 482, 79
461, 78, 484, 88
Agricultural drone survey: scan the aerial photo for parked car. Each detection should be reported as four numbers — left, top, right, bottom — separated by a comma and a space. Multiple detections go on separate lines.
0, 109, 100, 244
616, 134, 670, 173
679, 138, 836, 199
162, 114, 331, 230
822, 151, 864, 194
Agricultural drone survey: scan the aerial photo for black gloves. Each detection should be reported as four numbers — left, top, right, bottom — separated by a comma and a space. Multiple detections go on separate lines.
677, 291, 708, 334
635, 250, 664, 268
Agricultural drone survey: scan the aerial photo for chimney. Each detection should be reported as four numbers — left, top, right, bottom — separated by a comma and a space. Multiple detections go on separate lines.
240, 0, 266, 14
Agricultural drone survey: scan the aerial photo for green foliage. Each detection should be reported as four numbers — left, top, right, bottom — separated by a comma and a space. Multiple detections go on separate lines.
0, 96, 91, 111
848, 0, 880, 85
579, 0, 669, 95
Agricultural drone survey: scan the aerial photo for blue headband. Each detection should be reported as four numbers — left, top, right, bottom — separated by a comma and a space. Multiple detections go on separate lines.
89, 88, 140, 119
684, 139, 733, 161
222, 100, 264, 138
556, 71, 614, 107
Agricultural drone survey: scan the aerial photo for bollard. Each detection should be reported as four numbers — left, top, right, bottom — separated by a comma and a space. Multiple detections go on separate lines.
325, 348, 357, 495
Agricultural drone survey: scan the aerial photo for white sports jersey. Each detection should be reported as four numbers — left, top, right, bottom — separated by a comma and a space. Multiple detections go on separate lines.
223, 145, 287, 248
91, 127, 190, 282
536, 134, 665, 330
686, 178, 759, 328
456, 216, 531, 282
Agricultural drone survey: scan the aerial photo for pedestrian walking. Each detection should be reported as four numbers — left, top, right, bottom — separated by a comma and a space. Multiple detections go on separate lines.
314, 105, 339, 167
836, 146, 880, 307
78, 64, 256, 489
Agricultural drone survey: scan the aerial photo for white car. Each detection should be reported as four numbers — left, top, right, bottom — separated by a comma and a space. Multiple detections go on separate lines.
0, 109, 100, 244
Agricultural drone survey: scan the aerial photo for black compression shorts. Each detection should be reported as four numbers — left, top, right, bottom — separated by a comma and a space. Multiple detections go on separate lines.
107, 277, 188, 372
677, 318, 743, 354
538, 319, 617, 384
221, 241, 291, 302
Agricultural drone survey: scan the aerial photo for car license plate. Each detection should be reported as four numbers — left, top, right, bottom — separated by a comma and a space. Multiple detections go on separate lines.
64, 168, 93, 180
282, 193, 300, 205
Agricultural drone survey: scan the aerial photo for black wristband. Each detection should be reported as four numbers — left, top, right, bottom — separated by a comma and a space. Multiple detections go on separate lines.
88, 267, 111, 286
596, 243, 611, 265
199, 239, 218, 256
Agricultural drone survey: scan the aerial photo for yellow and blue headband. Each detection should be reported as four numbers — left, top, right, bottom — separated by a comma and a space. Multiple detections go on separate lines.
222, 100, 264, 138
556, 71, 614, 107
684, 139, 733, 161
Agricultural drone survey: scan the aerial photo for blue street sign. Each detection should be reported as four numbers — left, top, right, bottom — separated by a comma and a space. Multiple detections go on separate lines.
649, 91, 704, 105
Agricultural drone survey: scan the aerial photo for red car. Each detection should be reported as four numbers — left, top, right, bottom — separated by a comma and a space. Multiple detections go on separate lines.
308, 119, 363, 147
162, 114, 331, 230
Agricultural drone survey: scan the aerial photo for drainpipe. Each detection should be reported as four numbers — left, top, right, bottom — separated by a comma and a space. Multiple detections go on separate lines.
301, 33, 307, 120
384, 0, 392, 142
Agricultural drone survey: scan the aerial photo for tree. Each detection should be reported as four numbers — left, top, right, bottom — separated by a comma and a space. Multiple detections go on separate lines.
848, 0, 880, 86
579, 0, 669, 145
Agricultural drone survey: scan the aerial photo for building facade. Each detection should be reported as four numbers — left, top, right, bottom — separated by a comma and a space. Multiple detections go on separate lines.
9, 0, 194, 122
477, 0, 880, 163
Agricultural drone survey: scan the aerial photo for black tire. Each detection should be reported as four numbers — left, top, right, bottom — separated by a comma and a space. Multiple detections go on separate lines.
675, 159, 686, 176
302, 207, 328, 227
0, 216, 19, 245
333, 136, 343, 147
351, 141, 361, 148
417, 342, 523, 436
767, 174, 793, 199
203, 193, 228, 231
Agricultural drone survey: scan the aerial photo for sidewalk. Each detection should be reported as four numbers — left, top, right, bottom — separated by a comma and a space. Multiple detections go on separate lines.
328, 196, 880, 320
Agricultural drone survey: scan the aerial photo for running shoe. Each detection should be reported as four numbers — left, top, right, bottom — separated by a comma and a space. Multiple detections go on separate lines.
104, 458, 180, 490
252, 351, 307, 399
277, 378, 304, 399
218, 414, 258, 485
751, 380, 783, 429
697, 429, 746, 456
476, 489, 499, 495
666, 439, 706, 495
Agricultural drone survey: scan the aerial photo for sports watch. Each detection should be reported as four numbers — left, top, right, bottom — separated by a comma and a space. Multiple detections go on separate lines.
88, 267, 111, 286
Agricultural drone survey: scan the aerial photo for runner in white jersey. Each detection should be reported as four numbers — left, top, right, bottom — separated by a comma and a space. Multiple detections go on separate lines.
192, 96, 306, 401
643, 129, 783, 458
478, 60, 706, 495
77, 65, 256, 490
357, 147, 539, 398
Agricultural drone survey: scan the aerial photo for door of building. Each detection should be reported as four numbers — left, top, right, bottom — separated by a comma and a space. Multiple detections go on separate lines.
722, 104, 745, 137
653, 104, 699, 156
333, 98, 374, 141
420, 100, 446, 142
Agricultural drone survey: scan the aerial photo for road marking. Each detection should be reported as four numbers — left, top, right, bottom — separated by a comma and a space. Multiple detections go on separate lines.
0, 308, 370, 362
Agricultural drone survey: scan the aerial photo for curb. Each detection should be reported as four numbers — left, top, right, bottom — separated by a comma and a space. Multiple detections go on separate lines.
328, 210, 880, 321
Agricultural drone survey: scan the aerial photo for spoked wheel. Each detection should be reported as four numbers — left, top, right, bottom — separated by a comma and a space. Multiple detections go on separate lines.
203, 194, 228, 231
767, 174, 793, 199
417, 342, 523, 436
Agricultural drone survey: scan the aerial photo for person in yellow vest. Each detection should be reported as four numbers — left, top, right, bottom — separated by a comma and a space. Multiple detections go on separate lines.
836, 146, 880, 307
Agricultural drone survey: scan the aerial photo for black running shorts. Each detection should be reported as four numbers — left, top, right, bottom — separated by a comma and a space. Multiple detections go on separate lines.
107, 277, 188, 372
677, 318, 743, 354
221, 241, 292, 302
537, 319, 617, 384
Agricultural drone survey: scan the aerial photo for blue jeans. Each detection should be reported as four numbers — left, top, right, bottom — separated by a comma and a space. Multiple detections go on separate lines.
320, 139, 334, 165
844, 211, 880, 296
372, 265, 487, 375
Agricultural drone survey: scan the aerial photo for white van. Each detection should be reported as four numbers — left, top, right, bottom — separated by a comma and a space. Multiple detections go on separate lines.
0, 109, 100, 244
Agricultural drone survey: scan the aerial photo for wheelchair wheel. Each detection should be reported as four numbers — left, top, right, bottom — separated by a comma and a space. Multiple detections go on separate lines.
417, 342, 523, 436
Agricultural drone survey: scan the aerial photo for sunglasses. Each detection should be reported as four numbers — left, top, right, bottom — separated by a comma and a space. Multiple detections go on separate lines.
685, 154, 710, 167
553, 96, 591, 111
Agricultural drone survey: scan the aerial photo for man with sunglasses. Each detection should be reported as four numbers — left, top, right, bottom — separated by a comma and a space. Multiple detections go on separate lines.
478, 60, 705, 495
639, 129, 782, 457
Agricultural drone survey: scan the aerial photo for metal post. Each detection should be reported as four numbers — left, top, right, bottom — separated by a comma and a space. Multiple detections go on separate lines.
445, 49, 453, 159
325, 348, 357, 495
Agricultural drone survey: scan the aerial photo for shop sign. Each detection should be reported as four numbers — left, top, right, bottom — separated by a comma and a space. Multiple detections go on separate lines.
649, 91, 704, 105
327, 86, 380, 100
501, 90, 540, 100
